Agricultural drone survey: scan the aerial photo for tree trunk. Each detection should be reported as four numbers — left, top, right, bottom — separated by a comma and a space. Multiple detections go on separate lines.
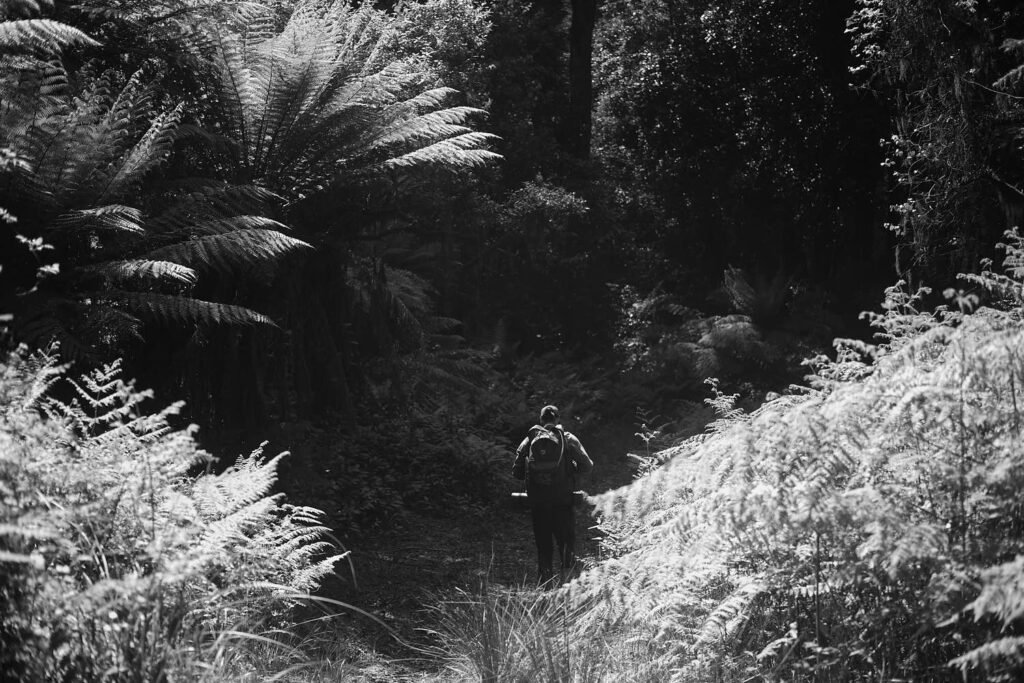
568, 0, 597, 159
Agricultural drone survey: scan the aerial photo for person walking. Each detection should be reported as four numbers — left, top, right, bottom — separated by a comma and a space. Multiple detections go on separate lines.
513, 405, 593, 586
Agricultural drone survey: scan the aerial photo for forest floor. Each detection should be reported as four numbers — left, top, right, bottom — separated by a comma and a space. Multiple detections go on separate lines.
316, 420, 649, 681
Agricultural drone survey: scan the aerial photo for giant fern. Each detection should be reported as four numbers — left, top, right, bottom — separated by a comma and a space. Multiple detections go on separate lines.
201, 0, 500, 202
0, 52, 309, 359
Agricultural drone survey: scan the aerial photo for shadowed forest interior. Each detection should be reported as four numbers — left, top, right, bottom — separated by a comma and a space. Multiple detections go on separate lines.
4, 0, 1024, 681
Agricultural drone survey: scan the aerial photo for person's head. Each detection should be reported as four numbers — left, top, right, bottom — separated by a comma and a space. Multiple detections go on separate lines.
540, 405, 559, 424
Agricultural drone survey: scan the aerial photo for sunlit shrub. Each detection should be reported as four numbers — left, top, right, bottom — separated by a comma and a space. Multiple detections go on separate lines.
566, 232, 1024, 681
0, 350, 345, 680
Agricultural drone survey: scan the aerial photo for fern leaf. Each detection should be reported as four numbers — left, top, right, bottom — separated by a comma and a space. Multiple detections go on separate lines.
78, 259, 198, 287
104, 291, 276, 327
156, 215, 291, 238
383, 131, 501, 170
368, 112, 477, 151
995, 63, 1024, 93
145, 185, 281, 233
99, 103, 184, 202
0, 19, 98, 51
143, 228, 310, 275
949, 637, 1024, 675
49, 205, 145, 235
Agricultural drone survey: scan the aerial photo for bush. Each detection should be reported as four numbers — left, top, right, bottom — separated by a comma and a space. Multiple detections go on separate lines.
565, 233, 1024, 681
0, 350, 345, 681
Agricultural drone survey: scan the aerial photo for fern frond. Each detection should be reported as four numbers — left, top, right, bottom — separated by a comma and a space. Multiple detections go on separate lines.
143, 228, 310, 275
78, 259, 198, 288
50, 205, 145, 234
104, 291, 276, 327
0, 0, 55, 20
995, 63, 1024, 94
154, 215, 291, 237
0, 19, 98, 52
950, 637, 1024, 676
145, 185, 281, 232
383, 131, 500, 170
98, 103, 185, 203
368, 110, 478, 151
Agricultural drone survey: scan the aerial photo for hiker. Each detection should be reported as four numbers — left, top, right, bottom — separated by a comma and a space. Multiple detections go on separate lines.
513, 405, 594, 586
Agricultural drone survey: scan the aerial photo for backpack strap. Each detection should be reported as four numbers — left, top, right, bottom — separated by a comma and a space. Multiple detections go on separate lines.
555, 426, 565, 465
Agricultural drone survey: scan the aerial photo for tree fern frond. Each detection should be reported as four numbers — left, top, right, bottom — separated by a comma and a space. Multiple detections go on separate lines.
390, 86, 461, 114
0, 19, 98, 52
145, 185, 281, 233
98, 103, 185, 203
0, 0, 55, 20
78, 259, 198, 288
209, 29, 259, 155
155, 215, 292, 237
105, 291, 276, 327
50, 205, 145, 235
143, 228, 310, 275
382, 131, 500, 170
368, 111, 477, 151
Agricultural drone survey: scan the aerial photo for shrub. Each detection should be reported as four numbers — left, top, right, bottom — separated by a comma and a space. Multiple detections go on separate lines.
566, 232, 1024, 681
0, 349, 345, 681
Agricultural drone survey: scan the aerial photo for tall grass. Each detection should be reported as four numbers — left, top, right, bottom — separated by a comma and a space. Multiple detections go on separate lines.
424, 580, 671, 682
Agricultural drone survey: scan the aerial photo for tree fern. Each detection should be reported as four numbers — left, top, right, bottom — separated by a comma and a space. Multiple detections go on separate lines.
201, 0, 499, 201
1, 58, 309, 359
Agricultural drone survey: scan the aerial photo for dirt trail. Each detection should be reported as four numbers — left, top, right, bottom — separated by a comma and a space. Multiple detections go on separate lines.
326, 421, 640, 678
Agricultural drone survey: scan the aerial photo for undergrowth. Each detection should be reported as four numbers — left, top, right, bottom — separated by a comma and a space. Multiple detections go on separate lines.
561, 231, 1024, 681
0, 350, 348, 681
427, 234, 1024, 682
425, 583, 669, 682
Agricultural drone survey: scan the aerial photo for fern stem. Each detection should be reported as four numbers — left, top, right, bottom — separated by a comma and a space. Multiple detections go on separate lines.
814, 531, 820, 650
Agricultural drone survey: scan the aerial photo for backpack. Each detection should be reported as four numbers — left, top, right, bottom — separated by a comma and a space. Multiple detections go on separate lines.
526, 425, 573, 502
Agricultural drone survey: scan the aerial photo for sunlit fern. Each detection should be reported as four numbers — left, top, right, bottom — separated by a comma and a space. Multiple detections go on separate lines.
201, 0, 500, 202
1, 348, 346, 679
566, 239, 1024, 681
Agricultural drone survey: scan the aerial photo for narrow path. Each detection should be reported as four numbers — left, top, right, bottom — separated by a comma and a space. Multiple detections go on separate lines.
326, 421, 641, 680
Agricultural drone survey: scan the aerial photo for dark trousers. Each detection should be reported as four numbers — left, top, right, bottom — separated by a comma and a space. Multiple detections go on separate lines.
530, 501, 575, 585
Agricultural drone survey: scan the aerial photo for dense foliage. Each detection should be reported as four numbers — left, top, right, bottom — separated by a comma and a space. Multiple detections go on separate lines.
0, 349, 344, 681
6, 0, 1024, 679
432, 237, 1024, 682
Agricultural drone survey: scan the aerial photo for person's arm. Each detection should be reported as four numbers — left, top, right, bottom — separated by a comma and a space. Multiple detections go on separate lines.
565, 432, 593, 474
512, 435, 530, 480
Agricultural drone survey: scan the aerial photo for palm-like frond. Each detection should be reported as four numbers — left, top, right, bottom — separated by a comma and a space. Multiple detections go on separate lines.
105, 291, 275, 327
2, 62, 307, 358
77, 259, 199, 287
0, 19, 98, 52
50, 205, 144, 234
205, 0, 499, 198
144, 227, 310, 276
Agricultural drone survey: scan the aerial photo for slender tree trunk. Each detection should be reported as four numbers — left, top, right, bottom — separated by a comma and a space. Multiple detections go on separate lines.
568, 0, 597, 159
